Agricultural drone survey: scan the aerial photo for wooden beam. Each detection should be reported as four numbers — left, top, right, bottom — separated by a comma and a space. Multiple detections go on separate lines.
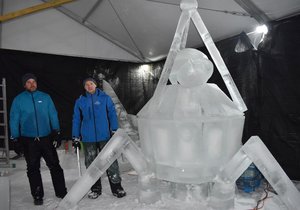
0, 0, 75, 22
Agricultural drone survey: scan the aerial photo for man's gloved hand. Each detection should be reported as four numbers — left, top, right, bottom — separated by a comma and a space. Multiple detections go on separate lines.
10, 137, 23, 156
110, 130, 116, 138
72, 137, 81, 150
52, 131, 62, 148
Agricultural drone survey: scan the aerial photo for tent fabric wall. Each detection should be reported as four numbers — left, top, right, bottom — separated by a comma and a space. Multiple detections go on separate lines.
0, 51, 140, 138
206, 15, 300, 179
0, 15, 300, 180
257, 15, 300, 180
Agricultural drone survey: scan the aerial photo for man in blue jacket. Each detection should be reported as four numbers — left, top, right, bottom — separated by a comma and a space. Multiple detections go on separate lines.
9, 73, 67, 205
72, 77, 126, 199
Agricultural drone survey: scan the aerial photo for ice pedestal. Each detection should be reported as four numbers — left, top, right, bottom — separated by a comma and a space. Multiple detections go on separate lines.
170, 182, 210, 202
209, 183, 235, 210
138, 172, 161, 204
121, 133, 161, 204
58, 129, 160, 209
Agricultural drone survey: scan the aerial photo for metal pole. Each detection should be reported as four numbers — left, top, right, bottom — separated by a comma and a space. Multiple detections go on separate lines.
2, 79, 9, 165
76, 147, 82, 177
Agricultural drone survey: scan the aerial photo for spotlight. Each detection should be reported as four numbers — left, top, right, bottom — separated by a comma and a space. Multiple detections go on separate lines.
255, 24, 268, 34
138, 65, 151, 77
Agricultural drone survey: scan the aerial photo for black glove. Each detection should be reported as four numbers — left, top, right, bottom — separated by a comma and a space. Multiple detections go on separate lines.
10, 137, 23, 156
52, 131, 62, 148
72, 137, 81, 150
110, 130, 116, 138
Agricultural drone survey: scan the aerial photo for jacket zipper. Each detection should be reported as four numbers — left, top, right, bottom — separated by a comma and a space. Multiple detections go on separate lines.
91, 94, 98, 141
30, 92, 40, 138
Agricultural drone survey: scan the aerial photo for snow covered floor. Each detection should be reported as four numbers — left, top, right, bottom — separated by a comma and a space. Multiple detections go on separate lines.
3, 148, 300, 210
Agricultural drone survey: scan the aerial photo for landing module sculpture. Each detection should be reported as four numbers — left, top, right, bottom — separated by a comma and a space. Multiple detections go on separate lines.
58, 0, 300, 209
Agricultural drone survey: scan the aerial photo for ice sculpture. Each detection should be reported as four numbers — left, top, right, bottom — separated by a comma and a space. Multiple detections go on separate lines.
138, 48, 244, 185
101, 78, 139, 142
58, 0, 300, 209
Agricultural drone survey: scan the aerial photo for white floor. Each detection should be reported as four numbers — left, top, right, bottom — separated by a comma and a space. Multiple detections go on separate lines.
2, 148, 300, 210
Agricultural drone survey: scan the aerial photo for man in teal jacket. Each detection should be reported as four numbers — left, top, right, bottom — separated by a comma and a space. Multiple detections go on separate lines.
72, 77, 126, 199
9, 73, 67, 205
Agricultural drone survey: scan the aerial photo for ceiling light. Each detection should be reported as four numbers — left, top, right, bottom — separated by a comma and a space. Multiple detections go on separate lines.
255, 25, 268, 34
138, 65, 151, 77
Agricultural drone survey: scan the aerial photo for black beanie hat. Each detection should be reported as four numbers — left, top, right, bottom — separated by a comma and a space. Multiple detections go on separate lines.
83, 77, 97, 87
22, 73, 37, 86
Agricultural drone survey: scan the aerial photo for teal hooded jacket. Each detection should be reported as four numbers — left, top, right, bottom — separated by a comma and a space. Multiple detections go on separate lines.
10, 90, 60, 138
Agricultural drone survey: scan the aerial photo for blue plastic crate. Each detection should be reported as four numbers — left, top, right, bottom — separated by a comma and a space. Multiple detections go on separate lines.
236, 163, 263, 193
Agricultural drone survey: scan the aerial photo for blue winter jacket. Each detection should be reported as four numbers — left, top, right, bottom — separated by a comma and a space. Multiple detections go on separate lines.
72, 88, 118, 142
10, 90, 60, 138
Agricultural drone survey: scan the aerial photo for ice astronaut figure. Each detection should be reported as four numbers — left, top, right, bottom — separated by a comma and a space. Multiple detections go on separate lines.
138, 48, 244, 185
58, 0, 300, 209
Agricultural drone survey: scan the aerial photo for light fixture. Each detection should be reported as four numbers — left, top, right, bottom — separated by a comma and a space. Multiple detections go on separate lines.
138, 64, 151, 77
255, 24, 268, 34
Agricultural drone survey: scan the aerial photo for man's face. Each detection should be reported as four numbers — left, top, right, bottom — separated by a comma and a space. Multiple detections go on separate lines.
84, 81, 97, 94
24, 79, 37, 92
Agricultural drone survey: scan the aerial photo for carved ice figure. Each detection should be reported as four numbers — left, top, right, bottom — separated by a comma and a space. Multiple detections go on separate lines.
138, 48, 244, 185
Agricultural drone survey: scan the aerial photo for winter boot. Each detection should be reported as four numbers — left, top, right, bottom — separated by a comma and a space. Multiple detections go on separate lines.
112, 188, 126, 198
88, 191, 102, 199
110, 181, 126, 198
33, 196, 43, 205
33, 186, 43, 205
56, 191, 67, 199
88, 178, 102, 199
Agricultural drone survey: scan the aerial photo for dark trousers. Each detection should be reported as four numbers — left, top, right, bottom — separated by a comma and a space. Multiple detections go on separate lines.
21, 136, 67, 198
83, 141, 121, 193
